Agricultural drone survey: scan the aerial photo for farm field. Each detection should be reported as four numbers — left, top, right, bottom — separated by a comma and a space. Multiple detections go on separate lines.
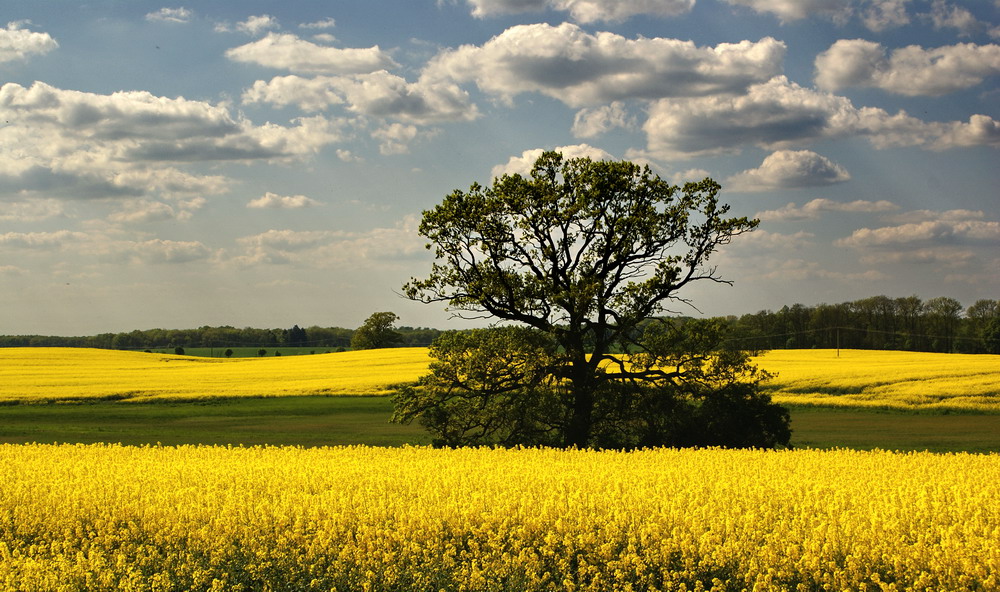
0, 347, 429, 402
0, 396, 432, 448
2, 347, 998, 412
759, 349, 1000, 412
2, 396, 1000, 452
1, 443, 997, 591
1, 347, 999, 452
2, 348, 998, 590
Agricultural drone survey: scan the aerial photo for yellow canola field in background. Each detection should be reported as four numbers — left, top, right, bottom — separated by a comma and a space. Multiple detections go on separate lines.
757, 349, 1000, 412
0, 347, 429, 402
1, 444, 997, 592
1, 347, 998, 411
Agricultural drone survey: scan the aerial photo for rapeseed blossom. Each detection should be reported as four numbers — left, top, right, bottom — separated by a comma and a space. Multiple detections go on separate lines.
759, 349, 1000, 412
0, 444, 996, 591
0, 347, 429, 402
1, 347, 997, 411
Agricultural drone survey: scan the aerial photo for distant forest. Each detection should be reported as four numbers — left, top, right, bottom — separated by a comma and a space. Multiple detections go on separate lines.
0, 325, 442, 351
718, 296, 999, 354
2, 296, 998, 354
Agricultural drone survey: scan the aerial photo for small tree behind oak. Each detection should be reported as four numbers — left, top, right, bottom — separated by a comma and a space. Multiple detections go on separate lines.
394, 152, 789, 449
351, 312, 403, 350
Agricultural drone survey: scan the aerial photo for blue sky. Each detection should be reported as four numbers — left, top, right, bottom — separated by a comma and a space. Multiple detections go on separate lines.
1, 0, 998, 335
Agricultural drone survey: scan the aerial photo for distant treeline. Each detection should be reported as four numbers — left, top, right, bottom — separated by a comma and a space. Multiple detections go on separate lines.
719, 296, 1000, 354
0, 325, 442, 351
2, 296, 998, 354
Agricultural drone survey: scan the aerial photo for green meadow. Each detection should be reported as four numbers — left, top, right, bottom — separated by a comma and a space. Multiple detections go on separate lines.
2, 396, 998, 453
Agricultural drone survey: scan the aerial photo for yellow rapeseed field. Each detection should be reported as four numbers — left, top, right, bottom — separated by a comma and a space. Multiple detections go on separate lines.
0, 444, 996, 591
0, 347, 429, 402
2, 347, 998, 411
757, 349, 1000, 412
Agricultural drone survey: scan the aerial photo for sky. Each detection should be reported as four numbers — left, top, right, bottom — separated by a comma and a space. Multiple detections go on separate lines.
1, 0, 998, 335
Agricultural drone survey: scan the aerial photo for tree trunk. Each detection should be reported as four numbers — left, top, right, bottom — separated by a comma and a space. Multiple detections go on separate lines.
563, 368, 595, 448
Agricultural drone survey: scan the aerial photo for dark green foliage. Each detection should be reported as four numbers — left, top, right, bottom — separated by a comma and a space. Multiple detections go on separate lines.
173, 347, 185, 356
285, 324, 308, 346
984, 318, 1000, 355
598, 381, 790, 449
0, 324, 440, 351
723, 296, 1000, 353
397, 151, 786, 449
392, 327, 565, 447
351, 312, 403, 350
395, 321, 789, 450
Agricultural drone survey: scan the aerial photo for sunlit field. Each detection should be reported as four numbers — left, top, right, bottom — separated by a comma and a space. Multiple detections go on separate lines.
0, 347, 429, 402
2, 347, 999, 412
1, 444, 996, 591
758, 349, 1000, 412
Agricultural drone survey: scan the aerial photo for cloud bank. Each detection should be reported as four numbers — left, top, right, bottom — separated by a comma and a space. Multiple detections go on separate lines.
816, 40, 1000, 96
424, 23, 785, 107
226, 33, 398, 74
642, 76, 1000, 158
0, 82, 345, 211
756, 198, 899, 221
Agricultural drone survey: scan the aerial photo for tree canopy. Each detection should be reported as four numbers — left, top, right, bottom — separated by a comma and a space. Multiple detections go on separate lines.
351, 312, 403, 350
395, 151, 789, 449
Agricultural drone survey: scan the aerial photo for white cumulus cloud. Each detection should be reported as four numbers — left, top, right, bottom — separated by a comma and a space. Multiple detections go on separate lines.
225, 32, 397, 74
755, 198, 899, 221
424, 23, 785, 107
108, 200, 180, 224
491, 144, 615, 179
372, 123, 421, 155
723, 0, 923, 32
721, 0, 854, 24
247, 192, 322, 209
237, 15, 279, 36
232, 216, 425, 268
925, 0, 998, 38
0, 21, 58, 63
816, 40, 1000, 96
837, 215, 1000, 248
883, 209, 985, 224
462, 0, 695, 22
122, 239, 212, 264
727, 150, 851, 191
732, 229, 816, 252
0, 230, 88, 249
861, 0, 912, 32
571, 102, 635, 138
145, 8, 193, 24
242, 72, 479, 124
642, 75, 1000, 159
0, 199, 66, 222
299, 18, 336, 29
0, 82, 345, 205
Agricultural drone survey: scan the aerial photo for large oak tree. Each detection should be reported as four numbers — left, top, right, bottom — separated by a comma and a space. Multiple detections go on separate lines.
397, 152, 789, 448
